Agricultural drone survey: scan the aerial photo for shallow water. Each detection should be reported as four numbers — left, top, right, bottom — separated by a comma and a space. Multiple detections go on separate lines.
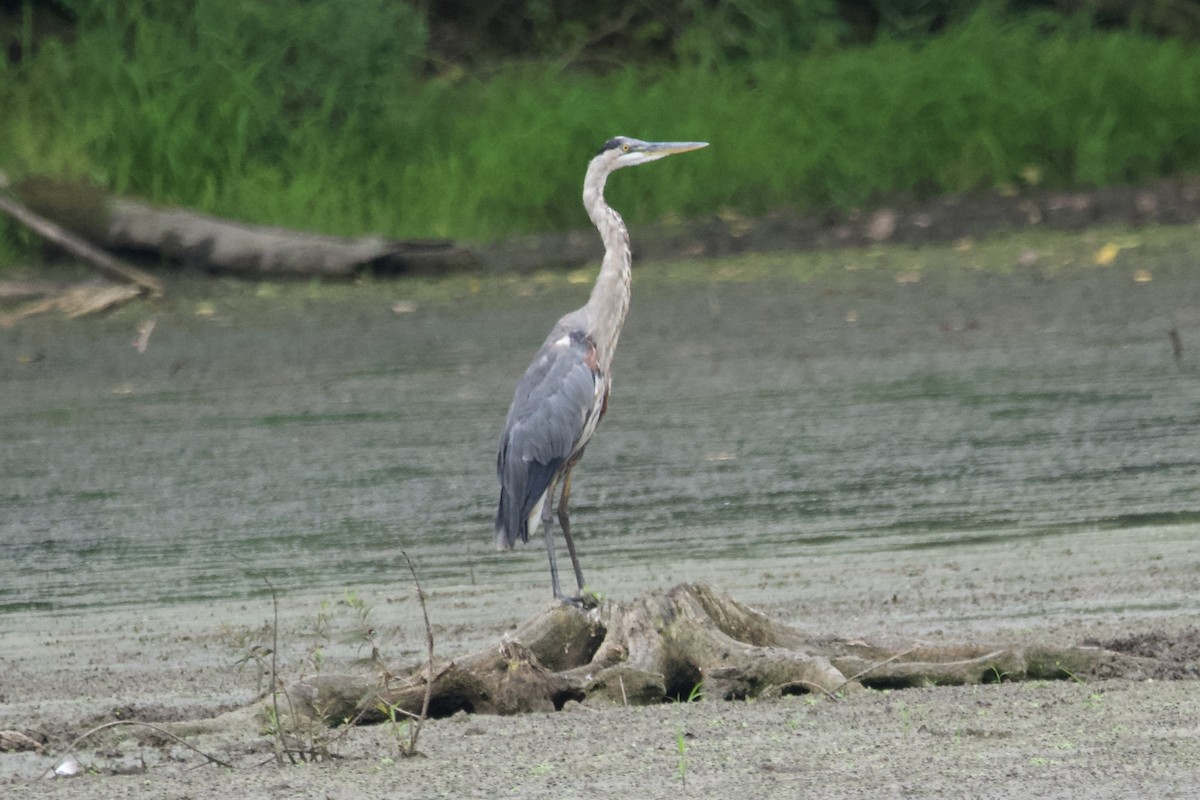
2, 260, 1199, 617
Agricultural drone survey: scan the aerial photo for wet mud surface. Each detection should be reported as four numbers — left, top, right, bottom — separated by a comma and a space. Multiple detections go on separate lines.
2, 227, 1200, 797
483, 176, 1200, 272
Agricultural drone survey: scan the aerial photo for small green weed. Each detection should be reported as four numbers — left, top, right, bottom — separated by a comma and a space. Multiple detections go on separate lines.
986, 665, 1011, 683
220, 552, 435, 764
675, 725, 689, 790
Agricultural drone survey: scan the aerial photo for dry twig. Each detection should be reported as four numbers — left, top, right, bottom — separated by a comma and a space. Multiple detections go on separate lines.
34, 719, 232, 782
833, 647, 921, 694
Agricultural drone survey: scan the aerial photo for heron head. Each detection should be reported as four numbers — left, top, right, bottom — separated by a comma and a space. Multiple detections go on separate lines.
596, 136, 709, 170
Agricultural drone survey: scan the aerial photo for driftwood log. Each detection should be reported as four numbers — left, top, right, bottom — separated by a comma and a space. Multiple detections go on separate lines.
292, 582, 1154, 725
11, 177, 478, 277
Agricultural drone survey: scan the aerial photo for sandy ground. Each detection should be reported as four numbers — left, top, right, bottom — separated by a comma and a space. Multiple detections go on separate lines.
3, 524, 1198, 799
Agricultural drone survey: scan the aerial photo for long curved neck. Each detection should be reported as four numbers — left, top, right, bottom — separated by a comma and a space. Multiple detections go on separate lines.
581, 157, 631, 374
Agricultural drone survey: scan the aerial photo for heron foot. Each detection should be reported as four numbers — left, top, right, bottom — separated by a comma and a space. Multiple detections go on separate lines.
555, 590, 601, 610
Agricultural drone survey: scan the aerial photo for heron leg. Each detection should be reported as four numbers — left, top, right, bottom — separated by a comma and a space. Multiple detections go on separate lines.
556, 462, 586, 594
540, 478, 563, 599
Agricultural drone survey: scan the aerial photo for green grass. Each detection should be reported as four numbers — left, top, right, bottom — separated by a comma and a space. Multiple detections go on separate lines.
2, 9, 1200, 254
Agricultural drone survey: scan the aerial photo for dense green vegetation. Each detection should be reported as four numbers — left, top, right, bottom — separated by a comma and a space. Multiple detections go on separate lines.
2, 1, 1200, 262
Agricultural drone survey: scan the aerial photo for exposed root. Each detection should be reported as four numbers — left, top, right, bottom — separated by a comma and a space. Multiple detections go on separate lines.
293, 582, 1159, 722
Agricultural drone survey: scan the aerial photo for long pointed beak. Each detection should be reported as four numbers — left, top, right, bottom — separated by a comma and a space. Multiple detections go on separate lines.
642, 141, 709, 156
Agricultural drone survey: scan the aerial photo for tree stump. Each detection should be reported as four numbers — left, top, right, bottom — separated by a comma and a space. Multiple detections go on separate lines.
292, 582, 1156, 725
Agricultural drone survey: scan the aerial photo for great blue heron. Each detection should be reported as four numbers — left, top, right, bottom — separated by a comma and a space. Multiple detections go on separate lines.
494, 136, 708, 600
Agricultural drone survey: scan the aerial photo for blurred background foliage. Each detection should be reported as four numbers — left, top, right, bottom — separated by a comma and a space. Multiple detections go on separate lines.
1, 0, 1200, 251
415, 0, 1200, 66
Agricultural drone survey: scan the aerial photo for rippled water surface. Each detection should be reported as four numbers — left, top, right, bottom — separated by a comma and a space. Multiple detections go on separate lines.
3, 259, 1199, 615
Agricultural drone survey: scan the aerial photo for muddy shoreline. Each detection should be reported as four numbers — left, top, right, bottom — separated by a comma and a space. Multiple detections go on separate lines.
3, 228, 1200, 797
4, 540, 1198, 798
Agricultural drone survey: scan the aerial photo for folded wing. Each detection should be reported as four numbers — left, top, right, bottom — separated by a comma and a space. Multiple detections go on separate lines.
495, 327, 603, 548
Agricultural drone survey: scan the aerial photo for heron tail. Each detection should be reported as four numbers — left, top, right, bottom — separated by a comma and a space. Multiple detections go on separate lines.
494, 521, 517, 551
495, 458, 559, 551
495, 490, 524, 550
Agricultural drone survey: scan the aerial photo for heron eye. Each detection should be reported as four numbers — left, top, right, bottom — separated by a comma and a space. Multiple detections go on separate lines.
621, 143, 630, 152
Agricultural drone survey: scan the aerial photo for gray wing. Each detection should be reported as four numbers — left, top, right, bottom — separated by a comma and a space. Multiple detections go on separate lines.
495, 327, 601, 548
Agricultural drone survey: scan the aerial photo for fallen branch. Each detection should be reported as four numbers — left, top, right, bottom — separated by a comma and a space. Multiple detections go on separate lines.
0, 280, 69, 299
0, 191, 163, 296
0, 282, 142, 328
